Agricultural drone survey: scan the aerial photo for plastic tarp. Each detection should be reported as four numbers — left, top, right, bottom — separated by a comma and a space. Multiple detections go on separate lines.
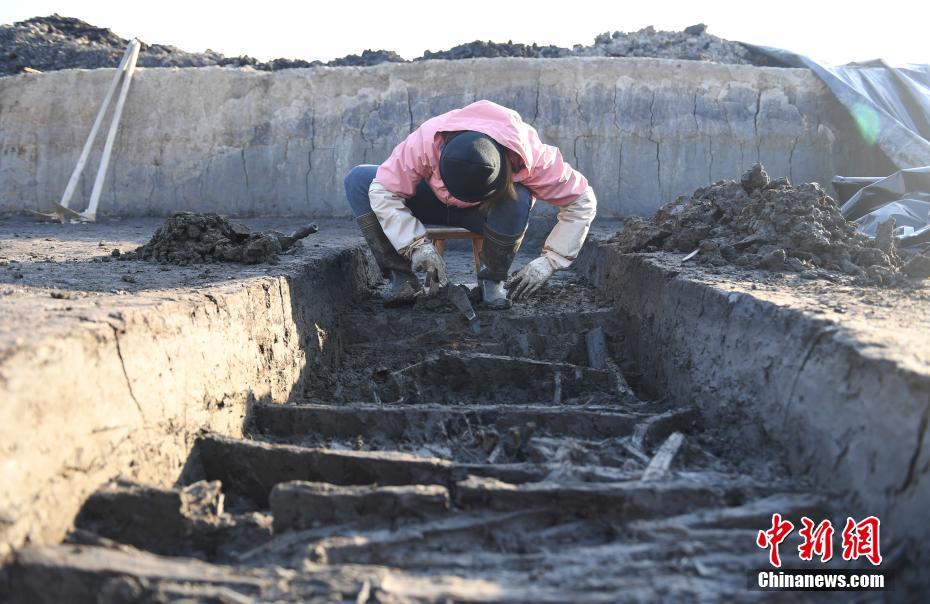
745, 45, 930, 245
745, 45, 930, 169
837, 166, 930, 245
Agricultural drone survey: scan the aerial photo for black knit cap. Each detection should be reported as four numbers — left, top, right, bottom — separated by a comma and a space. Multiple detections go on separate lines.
438, 131, 507, 202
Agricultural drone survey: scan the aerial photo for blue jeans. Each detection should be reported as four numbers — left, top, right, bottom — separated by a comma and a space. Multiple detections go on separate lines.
344, 164, 532, 237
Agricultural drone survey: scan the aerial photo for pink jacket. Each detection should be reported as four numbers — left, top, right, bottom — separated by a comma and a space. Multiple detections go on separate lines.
375, 100, 589, 207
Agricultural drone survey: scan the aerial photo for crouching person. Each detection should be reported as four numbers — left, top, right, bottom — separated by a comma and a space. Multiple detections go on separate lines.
344, 100, 596, 308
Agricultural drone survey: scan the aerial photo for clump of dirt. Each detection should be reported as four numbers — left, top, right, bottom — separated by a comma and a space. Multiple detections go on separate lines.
123, 213, 317, 265
578, 24, 778, 64
327, 49, 405, 67
420, 40, 571, 61
903, 252, 930, 279
615, 163, 907, 285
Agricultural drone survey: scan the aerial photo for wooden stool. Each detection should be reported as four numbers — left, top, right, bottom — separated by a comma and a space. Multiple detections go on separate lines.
426, 227, 484, 277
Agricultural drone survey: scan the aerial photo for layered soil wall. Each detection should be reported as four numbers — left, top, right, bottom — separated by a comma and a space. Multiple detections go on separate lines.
584, 244, 930, 560
0, 241, 377, 556
0, 58, 892, 218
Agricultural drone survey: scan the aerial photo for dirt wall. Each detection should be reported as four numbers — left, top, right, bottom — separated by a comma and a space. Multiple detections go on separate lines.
585, 244, 930, 566
0, 58, 892, 218
0, 241, 378, 558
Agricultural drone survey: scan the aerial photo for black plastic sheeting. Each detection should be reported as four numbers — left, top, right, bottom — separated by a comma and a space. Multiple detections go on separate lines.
746, 45, 930, 169
746, 45, 930, 245
835, 167, 930, 245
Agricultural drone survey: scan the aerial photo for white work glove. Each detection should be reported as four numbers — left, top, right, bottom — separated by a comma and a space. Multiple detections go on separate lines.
507, 256, 556, 301
410, 243, 448, 288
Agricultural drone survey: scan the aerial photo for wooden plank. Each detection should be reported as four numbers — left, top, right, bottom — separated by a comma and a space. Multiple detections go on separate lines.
641, 432, 685, 481
471, 239, 483, 274
585, 326, 608, 369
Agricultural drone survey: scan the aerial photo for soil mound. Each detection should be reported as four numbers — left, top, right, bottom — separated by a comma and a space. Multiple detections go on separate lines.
124, 213, 316, 265
1, 15, 782, 77
421, 40, 570, 61
615, 164, 907, 285
421, 24, 776, 66
1, 15, 226, 75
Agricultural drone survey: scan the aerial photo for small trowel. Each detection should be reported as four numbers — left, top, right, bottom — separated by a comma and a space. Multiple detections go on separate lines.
424, 270, 481, 333
448, 285, 481, 334
274, 223, 319, 250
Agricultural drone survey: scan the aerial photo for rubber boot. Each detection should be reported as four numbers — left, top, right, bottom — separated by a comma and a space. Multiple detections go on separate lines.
356, 212, 420, 307
478, 225, 523, 310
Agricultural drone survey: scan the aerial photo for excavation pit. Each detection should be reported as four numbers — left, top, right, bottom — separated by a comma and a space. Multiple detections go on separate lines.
1, 215, 928, 601
2, 42, 927, 599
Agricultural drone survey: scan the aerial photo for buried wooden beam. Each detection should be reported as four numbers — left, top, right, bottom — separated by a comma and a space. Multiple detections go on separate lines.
641, 432, 685, 481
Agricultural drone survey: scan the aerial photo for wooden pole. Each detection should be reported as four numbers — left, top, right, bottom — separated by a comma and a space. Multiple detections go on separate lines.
57, 42, 134, 214
83, 39, 141, 221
